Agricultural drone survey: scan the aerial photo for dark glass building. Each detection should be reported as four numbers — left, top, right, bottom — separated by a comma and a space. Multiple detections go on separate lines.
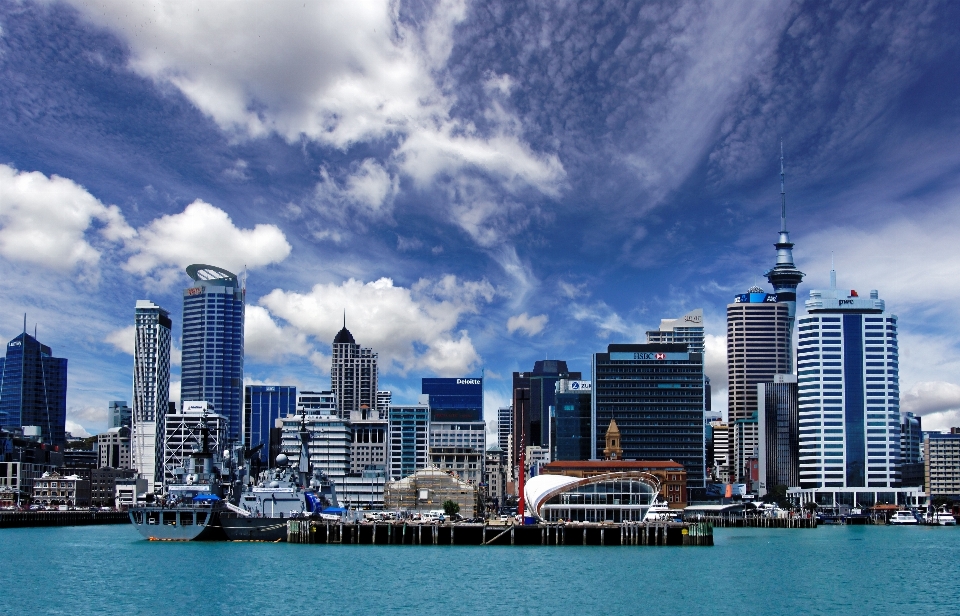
421, 377, 482, 422
180, 264, 245, 442
0, 331, 68, 446
757, 375, 799, 495
592, 343, 704, 496
512, 361, 580, 461
554, 379, 592, 461
244, 385, 297, 467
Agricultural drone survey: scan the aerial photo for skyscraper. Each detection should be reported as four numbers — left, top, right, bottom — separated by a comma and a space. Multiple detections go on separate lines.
512, 360, 580, 465
554, 379, 592, 461
243, 385, 296, 467
764, 145, 805, 372
421, 377, 482, 421
376, 390, 392, 415
180, 264, 245, 442
132, 300, 172, 487
646, 309, 705, 352
0, 326, 68, 446
796, 270, 901, 492
726, 287, 790, 481
387, 404, 429, 480
330, 325, 378, 419
757, 374, 799, 496
592, 343, 705, 496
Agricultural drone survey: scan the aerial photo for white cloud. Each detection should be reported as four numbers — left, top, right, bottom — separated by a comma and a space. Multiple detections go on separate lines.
123, 199, 291, 280
315, 159, 398, 221
507, 313, 548, 336
259, 275, 494, 377
105, 325, 135, 355
0, 164, 134, 274
244, 305, 311, 361
169, 379, 181, 405
902, 381, 960, 428
65, 419, 91, 439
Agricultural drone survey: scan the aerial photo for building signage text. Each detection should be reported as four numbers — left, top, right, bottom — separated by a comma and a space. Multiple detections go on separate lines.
609, 352, 690, 361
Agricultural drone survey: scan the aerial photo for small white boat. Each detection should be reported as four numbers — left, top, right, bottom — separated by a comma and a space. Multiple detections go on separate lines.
888, 510, 919, 525
932, 507, 957, 526
643, 500, 677, 522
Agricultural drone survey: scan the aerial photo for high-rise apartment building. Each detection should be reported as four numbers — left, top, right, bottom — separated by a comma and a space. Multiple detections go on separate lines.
727, 288, 790, 426
592, 343, 705, 496
757, 375, 799, 495
646, 309, 705, 352
376, 390, 392, 415
764, 147, 805, 372
0, 328, 68, 446
243, 385, 296, 467
180, 265, 244, 442
924, 431, 960, 498
710, 421, 730, 483
132, 300, 172, 488
331, 325, 378, 419
795, 272, 901, 491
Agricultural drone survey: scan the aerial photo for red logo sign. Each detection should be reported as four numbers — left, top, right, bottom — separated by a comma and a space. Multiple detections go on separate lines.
655, 353, 666, 360
187, 287, 203, 296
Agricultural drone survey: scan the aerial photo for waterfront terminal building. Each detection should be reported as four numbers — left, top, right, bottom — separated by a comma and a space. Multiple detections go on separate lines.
788, 272, 922, 509
523, 471, 661, 523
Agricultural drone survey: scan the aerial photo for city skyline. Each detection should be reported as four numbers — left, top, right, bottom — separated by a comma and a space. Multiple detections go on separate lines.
1, 2, 959, 436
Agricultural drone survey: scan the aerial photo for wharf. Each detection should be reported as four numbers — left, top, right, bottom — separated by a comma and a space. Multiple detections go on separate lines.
287, 520, 713, 546
687, 515, 817, 529
0, 510, 129, 528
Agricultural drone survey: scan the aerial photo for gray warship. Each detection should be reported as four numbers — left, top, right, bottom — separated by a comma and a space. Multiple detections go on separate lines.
220, 411, 340, 541
128, 420, 236, 541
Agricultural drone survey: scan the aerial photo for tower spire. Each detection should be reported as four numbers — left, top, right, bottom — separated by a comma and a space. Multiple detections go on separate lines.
780, 139, 786, 233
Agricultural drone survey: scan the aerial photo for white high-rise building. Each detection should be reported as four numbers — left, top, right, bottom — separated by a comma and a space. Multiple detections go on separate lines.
645, 308, 705, 352
789, 270, 921, 508
132, 300, 172, 490
162, 401, 227, 486
331, 325, 378, 419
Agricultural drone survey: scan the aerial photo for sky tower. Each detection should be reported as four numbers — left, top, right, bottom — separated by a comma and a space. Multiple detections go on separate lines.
764, 142, 804, 372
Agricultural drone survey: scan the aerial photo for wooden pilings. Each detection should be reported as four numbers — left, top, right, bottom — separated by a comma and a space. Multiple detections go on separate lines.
286, 520, 714, 546
688, 515, 816, 529
0, 511, 130, 528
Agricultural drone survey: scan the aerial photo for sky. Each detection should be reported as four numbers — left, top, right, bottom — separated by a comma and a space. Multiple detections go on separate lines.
2, 0, 960, 438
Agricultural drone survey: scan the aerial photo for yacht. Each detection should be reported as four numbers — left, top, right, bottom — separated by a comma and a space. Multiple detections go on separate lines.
930, 506, 957, 526
888, 510, 919, 525
643, 500, 679, 523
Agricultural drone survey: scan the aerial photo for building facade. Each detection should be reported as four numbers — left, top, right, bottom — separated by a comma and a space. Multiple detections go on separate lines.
180, 265, 244, 443
108, 401, 132, 429
98, 426, 131, 469
162, 401, 228, 486
512, 361, 580, 467
592, 343, 705, 496
554, 379, 592, 461
244, 385, 296, 467
540, 460, 688, 508
331, 326, 378, 419
349, 405, 388, 475
900, 412, 924, 488
32, 472, 90, 507
131, 300, 172, 488
387, 405, 429, 480
376, 390, 392, 415
428, 420, 486, 484
384, 466, 478, 517
280, 413, 352, 484
422, 377, 482, 422
924, 431, 960, 499
795, 272, 902, 494
0, 331, 68, 446
757, 375, 799, 495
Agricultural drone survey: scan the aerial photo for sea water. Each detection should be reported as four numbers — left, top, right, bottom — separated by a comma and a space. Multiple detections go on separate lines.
1, 524, 958, 615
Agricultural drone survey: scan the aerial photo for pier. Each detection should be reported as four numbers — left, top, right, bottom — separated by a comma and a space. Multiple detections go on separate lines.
286, 520, 713, 546
0, 510, 130, 528
686, 515, 817, 529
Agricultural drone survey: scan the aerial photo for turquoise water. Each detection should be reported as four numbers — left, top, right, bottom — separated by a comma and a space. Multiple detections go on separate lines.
1, 524, 958, 615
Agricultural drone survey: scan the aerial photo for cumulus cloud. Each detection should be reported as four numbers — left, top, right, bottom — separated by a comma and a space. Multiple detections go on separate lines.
65, 419, 91, 439
244, 305, 311, 361
902, 381, 960, 417
105, 325, 135, 355
0, 164, 134, 274
506, 312, 548, 336
259, 275, 494, 376
123, 199, 291, 281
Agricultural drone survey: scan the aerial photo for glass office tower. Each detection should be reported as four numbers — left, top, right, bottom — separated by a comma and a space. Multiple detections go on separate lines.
180, 264, 244, 442
244, 385, 297, 467
796, 270, 900, 490
0, 330, 68, 446
592, 343, 705, 496
421, 377, 482, 422
387, 405, 429, 480
554, 379, 592, 461
757, 375, 799, 495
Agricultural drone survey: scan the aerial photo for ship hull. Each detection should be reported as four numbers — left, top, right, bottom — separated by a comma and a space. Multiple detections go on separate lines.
220, 514, 290, 542
128, 507, 227, 541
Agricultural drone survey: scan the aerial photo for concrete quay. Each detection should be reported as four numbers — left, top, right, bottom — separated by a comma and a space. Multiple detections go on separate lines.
0, 510, 130, 528
287, 520, 714, 546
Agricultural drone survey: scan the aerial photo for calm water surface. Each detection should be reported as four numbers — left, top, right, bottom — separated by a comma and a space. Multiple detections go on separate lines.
1, 523, 958, 615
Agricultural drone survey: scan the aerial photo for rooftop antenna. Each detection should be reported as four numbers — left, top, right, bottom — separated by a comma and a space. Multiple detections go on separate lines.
23, 313, 26, 334
343, 310, 346, 329
830, 252, 837, 289
780, 138, 787, 233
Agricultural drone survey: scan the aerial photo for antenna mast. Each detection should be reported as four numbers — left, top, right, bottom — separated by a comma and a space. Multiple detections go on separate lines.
780, 139, 787, 233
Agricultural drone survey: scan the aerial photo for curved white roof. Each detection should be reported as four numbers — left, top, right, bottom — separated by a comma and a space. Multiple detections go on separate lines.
524, 474, 580, 516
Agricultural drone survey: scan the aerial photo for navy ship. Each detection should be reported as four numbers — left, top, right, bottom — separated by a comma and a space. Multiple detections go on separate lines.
220, 411, 340, 542
128, 420, 235, 541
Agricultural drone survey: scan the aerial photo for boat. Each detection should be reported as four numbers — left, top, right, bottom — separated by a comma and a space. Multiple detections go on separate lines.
643, 500, 680, 523
128, 416, 233, 541
928, 506, 957, 526
888, 510, 919, 525
220, 411, 341, 542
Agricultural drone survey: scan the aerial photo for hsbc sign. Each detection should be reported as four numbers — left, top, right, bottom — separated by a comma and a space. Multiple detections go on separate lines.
610, 352, 690, 361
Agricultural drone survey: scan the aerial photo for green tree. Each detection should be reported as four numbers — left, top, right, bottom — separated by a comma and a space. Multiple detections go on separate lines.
442, 499, 460, 517
803, 501, 818, 514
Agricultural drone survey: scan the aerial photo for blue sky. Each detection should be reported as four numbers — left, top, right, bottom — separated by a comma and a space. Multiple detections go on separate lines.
2, 0, 960, 437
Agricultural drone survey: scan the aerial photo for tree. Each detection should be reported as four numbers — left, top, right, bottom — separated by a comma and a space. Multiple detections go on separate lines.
932, 496, 952, 510
442, 499, 460, 517
803, 501, 818, 514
